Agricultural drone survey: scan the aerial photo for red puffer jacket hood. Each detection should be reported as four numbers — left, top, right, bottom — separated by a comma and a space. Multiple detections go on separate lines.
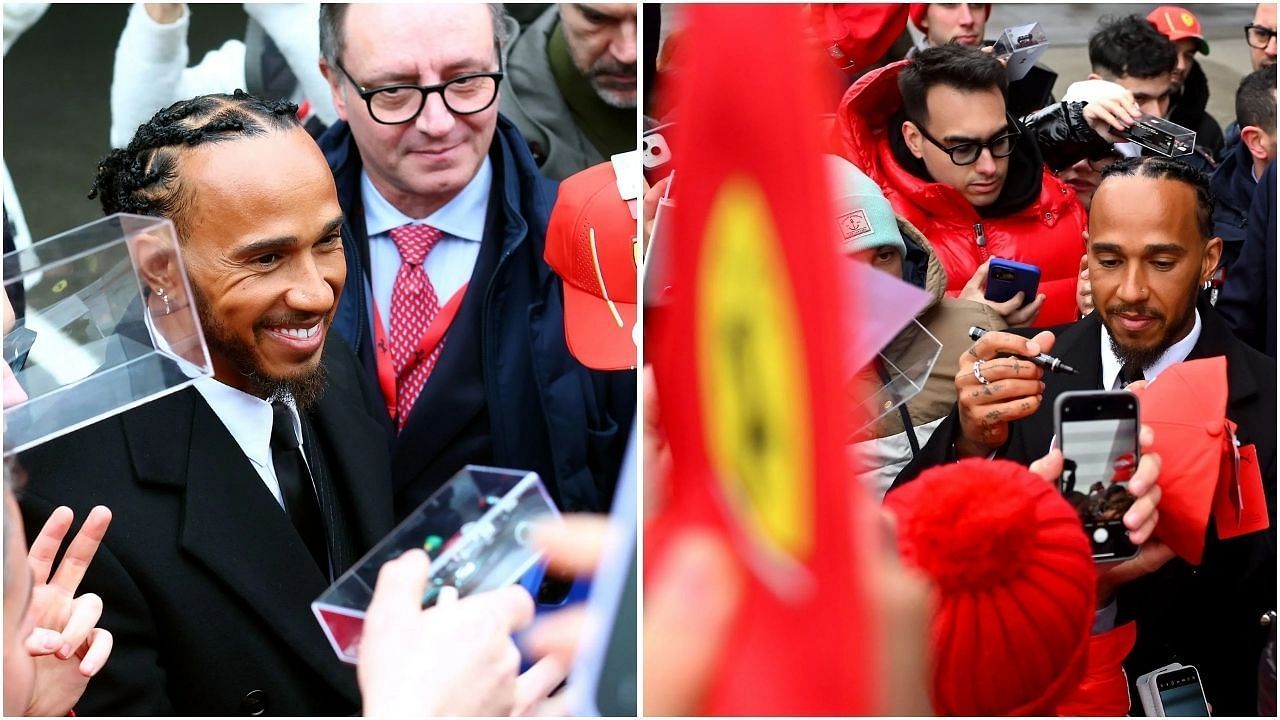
835, 60, 1086, 327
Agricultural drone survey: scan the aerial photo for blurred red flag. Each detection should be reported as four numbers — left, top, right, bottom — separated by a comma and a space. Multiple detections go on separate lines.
645, 4, 878, 714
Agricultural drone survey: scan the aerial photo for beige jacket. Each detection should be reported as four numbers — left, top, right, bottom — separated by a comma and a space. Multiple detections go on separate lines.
850, 218, 1008, 500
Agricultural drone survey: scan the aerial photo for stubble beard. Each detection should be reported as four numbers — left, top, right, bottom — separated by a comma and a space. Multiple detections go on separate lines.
191, 284, 329, 411
1105, 297, 1197, 373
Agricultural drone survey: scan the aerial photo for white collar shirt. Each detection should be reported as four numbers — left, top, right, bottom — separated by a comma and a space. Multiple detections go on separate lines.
193, 377, 302, 509
1099, 309, 1202, 390
362, 157, 492, 332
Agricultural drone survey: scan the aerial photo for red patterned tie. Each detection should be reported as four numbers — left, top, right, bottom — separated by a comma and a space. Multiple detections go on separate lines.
388, 224, 445, 428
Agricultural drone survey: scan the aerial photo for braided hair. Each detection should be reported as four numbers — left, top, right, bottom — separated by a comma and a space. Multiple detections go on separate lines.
89, 90, 301, 238
1100, 156, 1214, 239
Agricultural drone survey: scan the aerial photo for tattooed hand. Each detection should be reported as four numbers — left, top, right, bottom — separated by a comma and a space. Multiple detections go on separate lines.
954, 329, 1056, 457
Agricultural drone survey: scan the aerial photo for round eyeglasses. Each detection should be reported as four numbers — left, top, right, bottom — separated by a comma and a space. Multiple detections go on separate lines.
335, 61, 503, 125
1245, 23, 1278, 50
911, 115, 1022, 166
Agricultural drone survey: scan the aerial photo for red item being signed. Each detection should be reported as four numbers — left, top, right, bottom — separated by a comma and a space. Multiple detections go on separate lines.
1129, 356, 1269, 564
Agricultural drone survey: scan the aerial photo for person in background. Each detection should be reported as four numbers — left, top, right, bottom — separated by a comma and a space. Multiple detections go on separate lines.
837, 44, 1134, 329
1087, 14, 1177, 119
1223, 3, 1277, 153
909, 2, 989, 50
316, 4, 635, 520
1147, 6, 1224, 160
108, 3, 336, 148
906, 2, 1057, 116
1247, 1, 1277, 72
1086, 13, 1216, 171
1210, 64, 1276, 274
826, 155, 1007, 500
1216, 161, 1277, 358
499, 4, 638, 180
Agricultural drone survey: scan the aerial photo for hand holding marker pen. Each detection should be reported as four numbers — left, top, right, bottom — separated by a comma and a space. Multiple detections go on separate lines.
967, 326, 1078, 375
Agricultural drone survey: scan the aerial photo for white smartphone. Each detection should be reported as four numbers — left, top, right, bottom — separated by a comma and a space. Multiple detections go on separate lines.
1154, 664, 1211, 716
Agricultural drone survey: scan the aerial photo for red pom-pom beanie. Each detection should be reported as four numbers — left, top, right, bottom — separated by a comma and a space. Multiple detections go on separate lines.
884, 458, 1097, 715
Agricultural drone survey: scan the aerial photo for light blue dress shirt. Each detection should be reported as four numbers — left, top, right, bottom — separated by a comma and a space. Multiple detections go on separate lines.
361, 157, 492, 332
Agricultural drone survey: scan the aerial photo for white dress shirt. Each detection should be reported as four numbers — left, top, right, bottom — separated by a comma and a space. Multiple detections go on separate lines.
193, 378, 304, 510
362, 157, 492, 333
1100, 309, 1202, 389
144, 291, 308, 510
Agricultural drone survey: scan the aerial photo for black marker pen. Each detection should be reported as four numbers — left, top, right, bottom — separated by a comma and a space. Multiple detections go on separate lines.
968, 326, 1079, 375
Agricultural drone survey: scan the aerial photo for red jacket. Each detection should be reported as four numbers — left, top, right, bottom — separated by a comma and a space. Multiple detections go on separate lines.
836, 60, 1086, 327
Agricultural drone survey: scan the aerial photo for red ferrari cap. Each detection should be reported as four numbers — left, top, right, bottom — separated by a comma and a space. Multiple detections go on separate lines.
544, 162, 639, 371
1147, 6, 1211, 55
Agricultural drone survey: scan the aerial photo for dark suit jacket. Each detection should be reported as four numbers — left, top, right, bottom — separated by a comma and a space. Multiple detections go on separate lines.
1217, 160, 1277, 358
321, 117, 635, 518
894, 306, 1276, 716
17, 339, 394, 716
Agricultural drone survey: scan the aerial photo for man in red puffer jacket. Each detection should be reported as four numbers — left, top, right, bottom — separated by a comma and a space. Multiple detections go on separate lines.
837, 44, 1133, 327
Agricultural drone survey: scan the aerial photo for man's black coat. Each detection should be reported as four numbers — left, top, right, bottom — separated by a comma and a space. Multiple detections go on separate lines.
17, 339, 394, 716
893, 306, 1276, 716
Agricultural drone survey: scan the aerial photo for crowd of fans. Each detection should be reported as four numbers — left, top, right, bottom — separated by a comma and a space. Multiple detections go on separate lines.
4, 2, 636, 716
646, 2, 1276, 716
1, 1, 1275, 717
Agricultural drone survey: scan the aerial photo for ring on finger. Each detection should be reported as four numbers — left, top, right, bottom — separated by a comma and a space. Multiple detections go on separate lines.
973, 358, 990, 385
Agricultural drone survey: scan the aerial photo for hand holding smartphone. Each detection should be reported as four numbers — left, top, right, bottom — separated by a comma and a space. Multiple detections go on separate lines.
1054, 390, 1141, 563
984, 258, 1041, 308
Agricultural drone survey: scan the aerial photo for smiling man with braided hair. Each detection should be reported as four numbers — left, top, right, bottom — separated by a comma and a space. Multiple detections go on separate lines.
14, 90, 533, 715
16, 89, 384, 715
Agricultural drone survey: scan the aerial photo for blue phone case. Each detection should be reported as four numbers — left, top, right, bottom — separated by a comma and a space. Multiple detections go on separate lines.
985, 257, 1041, 307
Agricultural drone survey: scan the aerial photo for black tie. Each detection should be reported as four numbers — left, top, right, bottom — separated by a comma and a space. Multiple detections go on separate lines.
1119, 361, 1145, 389
270, 401, 329, 575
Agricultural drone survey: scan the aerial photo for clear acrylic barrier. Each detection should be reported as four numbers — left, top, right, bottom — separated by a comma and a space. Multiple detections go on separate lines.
994, 22, 1049, 82
3, 213, 211, 455
313, 465, 561, 664
853, 319, 942, 434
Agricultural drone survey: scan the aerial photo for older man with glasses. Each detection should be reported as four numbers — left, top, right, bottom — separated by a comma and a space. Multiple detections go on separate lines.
836, 44, 1138, 328
315, 3, 635, 522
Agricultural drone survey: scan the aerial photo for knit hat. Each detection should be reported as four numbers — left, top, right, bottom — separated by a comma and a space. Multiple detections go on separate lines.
884, 458, 1097, 716
909, 3, 992, 34
1147, 6, 1210, 55
824, 155, 907, 257
544, 161, 638, 371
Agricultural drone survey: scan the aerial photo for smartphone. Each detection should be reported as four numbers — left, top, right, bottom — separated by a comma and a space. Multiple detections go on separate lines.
1155, 665, 1211, 716
984, 258, 1040, 308
642, 122, 675, 185
1054, 390, 1140, 563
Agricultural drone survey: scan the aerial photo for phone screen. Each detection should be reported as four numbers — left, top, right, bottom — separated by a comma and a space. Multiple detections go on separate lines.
1157, 667, 1210, 716
1056, 392, 1140, 562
